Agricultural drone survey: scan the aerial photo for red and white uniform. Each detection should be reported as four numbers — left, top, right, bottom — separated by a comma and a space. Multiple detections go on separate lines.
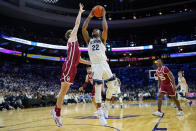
60, 40, 81, 84
156, 66, 175, 96
84, 74, 95, 97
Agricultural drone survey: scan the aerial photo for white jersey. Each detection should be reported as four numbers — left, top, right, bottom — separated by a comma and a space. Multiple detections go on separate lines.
114, 78, 120, 88
113, 78, 121, 95
88, 37, 107, 64
178, 77, 186, 92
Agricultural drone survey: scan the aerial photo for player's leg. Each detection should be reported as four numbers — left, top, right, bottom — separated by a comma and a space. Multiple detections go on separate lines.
170, 95, 184, 116
56, 82, 71, 109
168, 86, 183, 116
179, 91, 192, 106
92, 97, 97, 108
102, 63, 116, 118
112, 96, 115, 108
92, 64, 107, 125
50, 82, 71, 127
118, 94, 123, 108
94, 81, 107, 125
92, 86, 97, 109
152, 92, 164, 116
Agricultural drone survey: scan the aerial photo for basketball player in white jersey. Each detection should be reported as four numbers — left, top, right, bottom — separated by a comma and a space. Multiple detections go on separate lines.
82, 8, 116, 126
176, 71, 192, 106
111, 73, 123, 109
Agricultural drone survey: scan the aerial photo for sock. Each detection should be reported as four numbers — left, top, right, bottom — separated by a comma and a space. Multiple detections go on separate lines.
178, 108, 182, 111
158, 109, 161, 112
55, 106, 61, 117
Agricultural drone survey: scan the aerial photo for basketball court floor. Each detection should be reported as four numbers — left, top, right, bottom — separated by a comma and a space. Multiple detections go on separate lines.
0, 100, 195, 131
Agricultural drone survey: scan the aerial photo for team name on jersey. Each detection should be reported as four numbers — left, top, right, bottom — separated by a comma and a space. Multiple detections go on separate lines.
90, 39, 102, 44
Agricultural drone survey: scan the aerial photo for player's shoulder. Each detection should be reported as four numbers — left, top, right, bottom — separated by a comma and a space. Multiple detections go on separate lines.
163, 66, 170, 73
68, 36, 78, 43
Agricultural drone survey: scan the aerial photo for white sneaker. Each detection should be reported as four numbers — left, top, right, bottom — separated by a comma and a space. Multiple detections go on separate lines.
94, 111, 98, 117
101, 104, 109, 118
176, 111, 184, 116
97, 108, 107, 126
152, 111, 162, 117
50, 109, 63, 127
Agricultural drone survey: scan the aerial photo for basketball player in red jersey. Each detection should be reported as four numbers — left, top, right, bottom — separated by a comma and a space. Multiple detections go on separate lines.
79, 67, 96, 107
79, 66, 105, 109
50, 3, 91, 127
152, 59, 184, 116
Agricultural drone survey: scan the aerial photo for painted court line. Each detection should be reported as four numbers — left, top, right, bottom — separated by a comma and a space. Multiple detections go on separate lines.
152, 113, 167, 131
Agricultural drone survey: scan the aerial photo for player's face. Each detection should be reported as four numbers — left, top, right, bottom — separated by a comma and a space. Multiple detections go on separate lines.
178, 72, 183, 77
156, 60, 162, 67
87, 67, 92, 74
92, 29, 100, 38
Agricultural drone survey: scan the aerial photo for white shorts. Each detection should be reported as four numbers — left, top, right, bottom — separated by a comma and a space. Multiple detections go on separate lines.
113, 86, 121, 96
91, 62, 113, 81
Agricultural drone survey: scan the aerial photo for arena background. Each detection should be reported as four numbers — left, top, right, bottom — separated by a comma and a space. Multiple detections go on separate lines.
0, 0, 196, 130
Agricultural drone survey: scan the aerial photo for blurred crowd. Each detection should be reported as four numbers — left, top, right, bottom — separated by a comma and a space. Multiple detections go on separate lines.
0, 17, 195, 47
0, 60, 196, 111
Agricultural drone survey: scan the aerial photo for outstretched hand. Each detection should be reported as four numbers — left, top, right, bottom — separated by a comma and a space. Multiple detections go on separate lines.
79, 3, 85, 13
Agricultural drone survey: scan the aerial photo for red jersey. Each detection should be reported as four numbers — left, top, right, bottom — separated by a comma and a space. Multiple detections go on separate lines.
60, 40, 81, 83
156, 66, 172, 86
65, 40, 81, 67
88, 74, 93, 86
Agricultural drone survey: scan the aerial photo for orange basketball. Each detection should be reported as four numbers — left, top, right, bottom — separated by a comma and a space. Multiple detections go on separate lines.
93, 5, 104, 18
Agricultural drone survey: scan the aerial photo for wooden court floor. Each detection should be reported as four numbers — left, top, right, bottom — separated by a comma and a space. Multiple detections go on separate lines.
0, 100, 195, 131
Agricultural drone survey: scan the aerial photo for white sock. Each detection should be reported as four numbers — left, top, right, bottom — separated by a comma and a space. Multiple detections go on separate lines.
119, 97, 123, 104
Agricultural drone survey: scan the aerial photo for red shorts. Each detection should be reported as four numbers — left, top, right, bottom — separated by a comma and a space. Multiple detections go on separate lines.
60, 62, 77, 84
92, 86, 95, 97
159, 83, 175, 96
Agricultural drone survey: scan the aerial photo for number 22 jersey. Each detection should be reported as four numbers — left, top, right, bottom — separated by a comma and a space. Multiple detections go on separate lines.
88, 37, 107, 64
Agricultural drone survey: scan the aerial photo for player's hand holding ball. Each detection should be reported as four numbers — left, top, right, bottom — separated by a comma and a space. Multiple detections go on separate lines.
92, 5, 104, 18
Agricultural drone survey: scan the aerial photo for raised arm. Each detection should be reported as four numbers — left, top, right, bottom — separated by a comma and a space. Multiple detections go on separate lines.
101, 8, 108, 44
82, 11, 93, 44
79, 75, 89, 91
69, 3, 85, 41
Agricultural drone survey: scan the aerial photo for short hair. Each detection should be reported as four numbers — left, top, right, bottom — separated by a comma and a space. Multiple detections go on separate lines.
178, 71, 184, 74
65, 29, 72, 39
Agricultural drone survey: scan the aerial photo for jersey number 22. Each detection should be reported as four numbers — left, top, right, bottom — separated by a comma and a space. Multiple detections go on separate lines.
92, 44, 99, 51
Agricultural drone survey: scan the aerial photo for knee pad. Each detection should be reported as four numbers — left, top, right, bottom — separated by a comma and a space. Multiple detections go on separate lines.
95, 84, 102, 103
93, 79, 103, 85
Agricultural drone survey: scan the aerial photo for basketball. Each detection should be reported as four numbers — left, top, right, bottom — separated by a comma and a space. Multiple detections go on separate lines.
93, 5, 104, 17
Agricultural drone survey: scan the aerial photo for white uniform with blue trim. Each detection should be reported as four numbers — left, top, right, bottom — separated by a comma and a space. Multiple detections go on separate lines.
178, 77, 186, 95
88, 37, 113, 81
113, 78, 121, 96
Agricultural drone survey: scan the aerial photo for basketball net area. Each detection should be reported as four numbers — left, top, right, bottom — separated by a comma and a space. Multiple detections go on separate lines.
149, 70, 158, 80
